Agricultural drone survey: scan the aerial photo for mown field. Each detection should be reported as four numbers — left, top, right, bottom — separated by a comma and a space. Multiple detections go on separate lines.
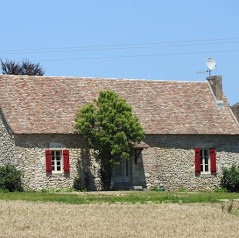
0, 191, 239, 238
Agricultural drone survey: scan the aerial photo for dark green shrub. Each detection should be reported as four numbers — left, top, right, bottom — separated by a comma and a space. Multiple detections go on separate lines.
0, 164, 23, 192
73, 176, 86, 191
221, 165, 239, 192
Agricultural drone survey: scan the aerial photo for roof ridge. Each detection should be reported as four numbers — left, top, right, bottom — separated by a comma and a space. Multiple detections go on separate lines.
0, 74, 206, 83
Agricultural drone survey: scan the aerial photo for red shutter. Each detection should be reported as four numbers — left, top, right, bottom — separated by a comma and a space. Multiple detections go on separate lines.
45, 150, 52, 173
210, 148, 216, 175
63, 150, 70, 174
195, 148, 201, 175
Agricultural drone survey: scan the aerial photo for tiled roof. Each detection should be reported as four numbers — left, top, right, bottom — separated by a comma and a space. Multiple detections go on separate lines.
231, 102, 239, 124
0, 75, 238, 135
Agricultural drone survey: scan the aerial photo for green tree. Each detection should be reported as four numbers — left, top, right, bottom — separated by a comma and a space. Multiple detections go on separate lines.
75, 90, 144, 190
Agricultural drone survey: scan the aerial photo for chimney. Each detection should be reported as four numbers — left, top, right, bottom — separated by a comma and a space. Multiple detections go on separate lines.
206, 75, 223, 100
231, 103, 239, 123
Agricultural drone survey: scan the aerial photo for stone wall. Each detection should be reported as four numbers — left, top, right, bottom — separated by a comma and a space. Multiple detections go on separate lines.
231, 103, 239, 123
2, 131, 239, 191
14, 134, 101, 191
0, 110, 15, 164
139, 135, 239, 191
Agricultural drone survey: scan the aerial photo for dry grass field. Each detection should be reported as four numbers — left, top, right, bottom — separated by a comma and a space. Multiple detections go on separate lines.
0, 200, 239, 238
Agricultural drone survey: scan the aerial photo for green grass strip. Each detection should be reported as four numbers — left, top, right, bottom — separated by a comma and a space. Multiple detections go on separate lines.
0, 191, 239, 204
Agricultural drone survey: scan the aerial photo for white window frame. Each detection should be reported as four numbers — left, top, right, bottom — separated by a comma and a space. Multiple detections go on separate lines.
50, 149, 63, 173
200, 149, 210, 174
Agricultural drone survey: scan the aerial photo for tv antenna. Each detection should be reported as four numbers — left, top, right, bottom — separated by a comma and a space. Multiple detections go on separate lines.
206, 57, 216, 76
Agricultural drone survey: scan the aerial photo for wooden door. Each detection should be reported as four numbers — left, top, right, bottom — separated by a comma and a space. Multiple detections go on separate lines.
114, 159, 131, 183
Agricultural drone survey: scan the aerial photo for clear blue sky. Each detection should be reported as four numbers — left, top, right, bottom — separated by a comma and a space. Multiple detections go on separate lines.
1, 1, 239, 104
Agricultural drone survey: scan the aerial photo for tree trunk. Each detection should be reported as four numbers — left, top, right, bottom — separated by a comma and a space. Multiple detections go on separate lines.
100, 159, 113, 191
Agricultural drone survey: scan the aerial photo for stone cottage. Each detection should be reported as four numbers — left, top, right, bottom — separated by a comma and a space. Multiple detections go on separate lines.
0, 74, 239, 191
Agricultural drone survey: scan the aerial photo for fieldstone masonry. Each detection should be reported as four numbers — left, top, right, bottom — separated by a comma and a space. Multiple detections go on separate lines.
140, 135, 239, 191
207, 75, 223, 100
0, 111, 15, 165
231, 102, 239, 123
14, 134, 101, 191
1, 127, 238, 191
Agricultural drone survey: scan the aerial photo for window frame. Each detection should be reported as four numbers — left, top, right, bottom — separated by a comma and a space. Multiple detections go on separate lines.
50, 149, 63, 174
200, 149, 210, 175
195, 147, 216, 176
46, 148, 70, 175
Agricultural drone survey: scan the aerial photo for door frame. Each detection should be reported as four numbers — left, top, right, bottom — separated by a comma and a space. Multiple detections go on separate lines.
113, 158, 132, 183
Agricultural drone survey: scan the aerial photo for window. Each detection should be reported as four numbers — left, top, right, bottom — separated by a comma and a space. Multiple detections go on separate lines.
51, 150, 62, 172
45, 149, 70, 174
195, 148, 216, 175
200, 149, 210, 174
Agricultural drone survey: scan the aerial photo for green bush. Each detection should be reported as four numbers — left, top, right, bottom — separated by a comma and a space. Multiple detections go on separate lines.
73, 176, 86, 191
221, 165, 239, 192
0, 164, 23, 192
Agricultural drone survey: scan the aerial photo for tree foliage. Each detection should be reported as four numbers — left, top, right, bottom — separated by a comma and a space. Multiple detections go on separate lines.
75, 90, 144, 190
221, 165, 239, 192
1, 59, 44, 76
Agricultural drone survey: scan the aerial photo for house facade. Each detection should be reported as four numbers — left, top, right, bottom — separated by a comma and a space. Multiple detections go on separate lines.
0, 74, 239, 191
